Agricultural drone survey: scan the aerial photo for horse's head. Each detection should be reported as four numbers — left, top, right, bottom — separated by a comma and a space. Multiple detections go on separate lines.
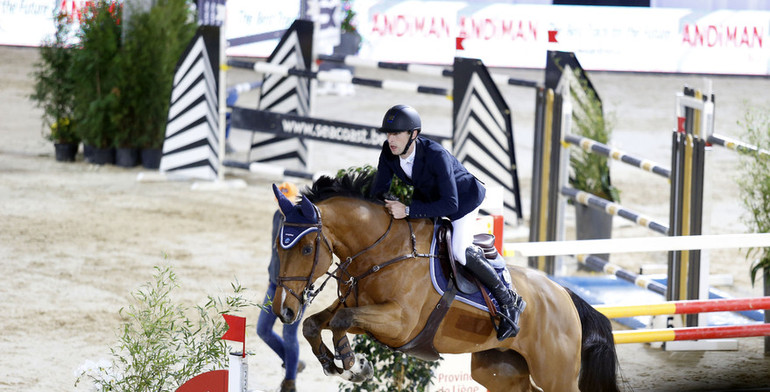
272, 183, 334, 324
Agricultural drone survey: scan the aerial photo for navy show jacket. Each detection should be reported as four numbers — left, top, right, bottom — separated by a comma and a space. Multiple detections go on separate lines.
370, 137, 485, 220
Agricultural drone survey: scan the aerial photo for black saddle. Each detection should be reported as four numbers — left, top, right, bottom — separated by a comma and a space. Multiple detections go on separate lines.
436, 219, 499, 295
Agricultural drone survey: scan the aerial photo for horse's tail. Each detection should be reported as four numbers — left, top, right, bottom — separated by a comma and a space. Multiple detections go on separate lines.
567, 288, 621, 392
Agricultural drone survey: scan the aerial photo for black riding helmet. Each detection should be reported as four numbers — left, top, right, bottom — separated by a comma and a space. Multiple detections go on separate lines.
379, 104, 421, 134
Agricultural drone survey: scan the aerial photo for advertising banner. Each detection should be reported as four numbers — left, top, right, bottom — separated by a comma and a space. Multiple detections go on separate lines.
430, 354, 485, 392
0, 0, 58, 46
224, 0, 300, 57
352, 1, 770, 75
3, 0, 768, 75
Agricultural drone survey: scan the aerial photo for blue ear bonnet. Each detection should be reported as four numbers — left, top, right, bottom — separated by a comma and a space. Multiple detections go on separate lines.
272, 184, 319, 249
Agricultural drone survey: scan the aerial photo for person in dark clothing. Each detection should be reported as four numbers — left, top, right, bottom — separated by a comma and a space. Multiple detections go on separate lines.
370, 104, 526, 340
257, 182, 305, 392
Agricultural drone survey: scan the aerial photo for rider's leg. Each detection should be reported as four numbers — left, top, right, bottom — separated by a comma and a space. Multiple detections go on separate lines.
465, 246, 526, 340
450, 208, 479, 266
451, 209, 526, 340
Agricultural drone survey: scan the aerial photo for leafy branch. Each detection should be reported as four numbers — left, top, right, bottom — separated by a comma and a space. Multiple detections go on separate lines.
75, 265, 262, 391
736, 109, 770, 285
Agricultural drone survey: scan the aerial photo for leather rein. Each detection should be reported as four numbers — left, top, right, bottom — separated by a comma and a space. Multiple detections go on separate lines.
277, 205, 434, 308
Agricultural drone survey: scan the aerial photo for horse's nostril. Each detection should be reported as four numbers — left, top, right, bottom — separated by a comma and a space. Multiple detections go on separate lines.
281, 307, 295, 323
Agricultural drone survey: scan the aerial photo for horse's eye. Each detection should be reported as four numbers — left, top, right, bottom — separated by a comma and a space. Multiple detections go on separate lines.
302, 244, 313, 256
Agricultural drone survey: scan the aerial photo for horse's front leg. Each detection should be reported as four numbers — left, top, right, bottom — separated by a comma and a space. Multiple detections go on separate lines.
302, 303, 343, 377
328, 302, 405, 383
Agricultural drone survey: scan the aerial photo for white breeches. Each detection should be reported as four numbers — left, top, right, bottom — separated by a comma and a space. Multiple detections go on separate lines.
451, 207, 479, 266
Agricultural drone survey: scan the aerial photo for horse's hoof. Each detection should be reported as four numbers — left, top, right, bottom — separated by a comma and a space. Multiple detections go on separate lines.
322, 365, 342, 377
340, 353, 374, 383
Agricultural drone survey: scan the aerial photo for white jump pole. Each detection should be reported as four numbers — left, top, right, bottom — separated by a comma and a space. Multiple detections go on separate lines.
503, 233, 770, 257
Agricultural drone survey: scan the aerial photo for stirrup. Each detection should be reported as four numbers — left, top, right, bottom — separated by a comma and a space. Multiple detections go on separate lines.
495, 310, 519, 340
495, 292, 526, 340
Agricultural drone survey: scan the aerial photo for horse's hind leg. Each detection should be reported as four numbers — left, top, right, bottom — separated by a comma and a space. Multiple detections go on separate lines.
471, 350, 535, 392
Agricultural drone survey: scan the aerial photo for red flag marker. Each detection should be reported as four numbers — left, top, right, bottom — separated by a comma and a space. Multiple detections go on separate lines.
221, 314, 246, 357
548, 30, 558, 43
456, 36, 465, 50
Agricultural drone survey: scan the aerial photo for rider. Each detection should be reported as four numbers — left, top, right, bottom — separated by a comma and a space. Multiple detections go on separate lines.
369, 104, 526, 340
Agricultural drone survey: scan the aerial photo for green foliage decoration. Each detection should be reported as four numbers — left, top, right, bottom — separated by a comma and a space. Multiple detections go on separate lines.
30, 11, 78, 144
116, 0, 196, 149
736, 109, 770, 285
75, 265, 262, 391
341, 0, 357, 34
568, 68, 620, 203
339, 335, 438, 392
335, 164, 413, 204
69, 0, 123, 149
334, 166, 437, 392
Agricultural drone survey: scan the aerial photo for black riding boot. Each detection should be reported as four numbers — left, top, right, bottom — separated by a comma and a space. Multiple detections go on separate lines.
465, 246, 526, 340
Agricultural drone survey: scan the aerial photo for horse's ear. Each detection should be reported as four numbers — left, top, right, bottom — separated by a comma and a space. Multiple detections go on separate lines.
273, 184, 294, 216
299, 195, 318, 222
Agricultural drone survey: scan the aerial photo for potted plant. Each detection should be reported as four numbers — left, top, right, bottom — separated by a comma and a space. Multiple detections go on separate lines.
30, 12, 79, 162
568, 68, 619, 259
339, 0, 362, 54
116, 0, 195, 169
70, 0, 122, 165
735, 108, 770, 343
49, 118, 79, 161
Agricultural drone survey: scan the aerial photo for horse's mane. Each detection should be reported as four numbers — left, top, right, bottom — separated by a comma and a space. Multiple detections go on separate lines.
302, 170, 382, 204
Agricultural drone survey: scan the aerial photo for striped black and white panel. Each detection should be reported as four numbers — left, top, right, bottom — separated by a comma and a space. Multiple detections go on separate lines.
248, 20, 314, 171
160, 26, 220, 181
453, 57, 523, 225
197, 0, 225, 26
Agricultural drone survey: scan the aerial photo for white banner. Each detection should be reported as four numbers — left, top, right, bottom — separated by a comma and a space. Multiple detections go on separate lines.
0, 0, 58, 47
352, 1, 770, 75
430, 354, 485, 392
224, 0, 300, 57
5, 0, 769, 75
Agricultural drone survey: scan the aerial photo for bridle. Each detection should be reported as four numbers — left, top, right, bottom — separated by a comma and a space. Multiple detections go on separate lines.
276, 204, 333, 307
276, 203, 434, 308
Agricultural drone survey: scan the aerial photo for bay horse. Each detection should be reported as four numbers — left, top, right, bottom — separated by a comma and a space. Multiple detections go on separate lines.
271, 172, 620, 392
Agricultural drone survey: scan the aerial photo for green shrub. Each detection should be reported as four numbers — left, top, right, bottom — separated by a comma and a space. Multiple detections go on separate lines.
736, 109, 770, 285
70, 0, 122, 149
339, 335, 438, 392
116, 0, 196, 149
30, 12, 77, 144
75, 265, 261, 391
568, 68, 620, 202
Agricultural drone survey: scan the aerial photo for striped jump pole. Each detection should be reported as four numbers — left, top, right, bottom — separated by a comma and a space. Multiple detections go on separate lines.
317, 54, 541, 89
227, 59, 452, 98
226, 81, 261, 96
613, 323, 770, 344
708, 133, 770, 157
221, 160, 321, 181
561, 187, 670, 235
563, 134, 671, 179
578, 254, 667, 295
595, 296, 770, 319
